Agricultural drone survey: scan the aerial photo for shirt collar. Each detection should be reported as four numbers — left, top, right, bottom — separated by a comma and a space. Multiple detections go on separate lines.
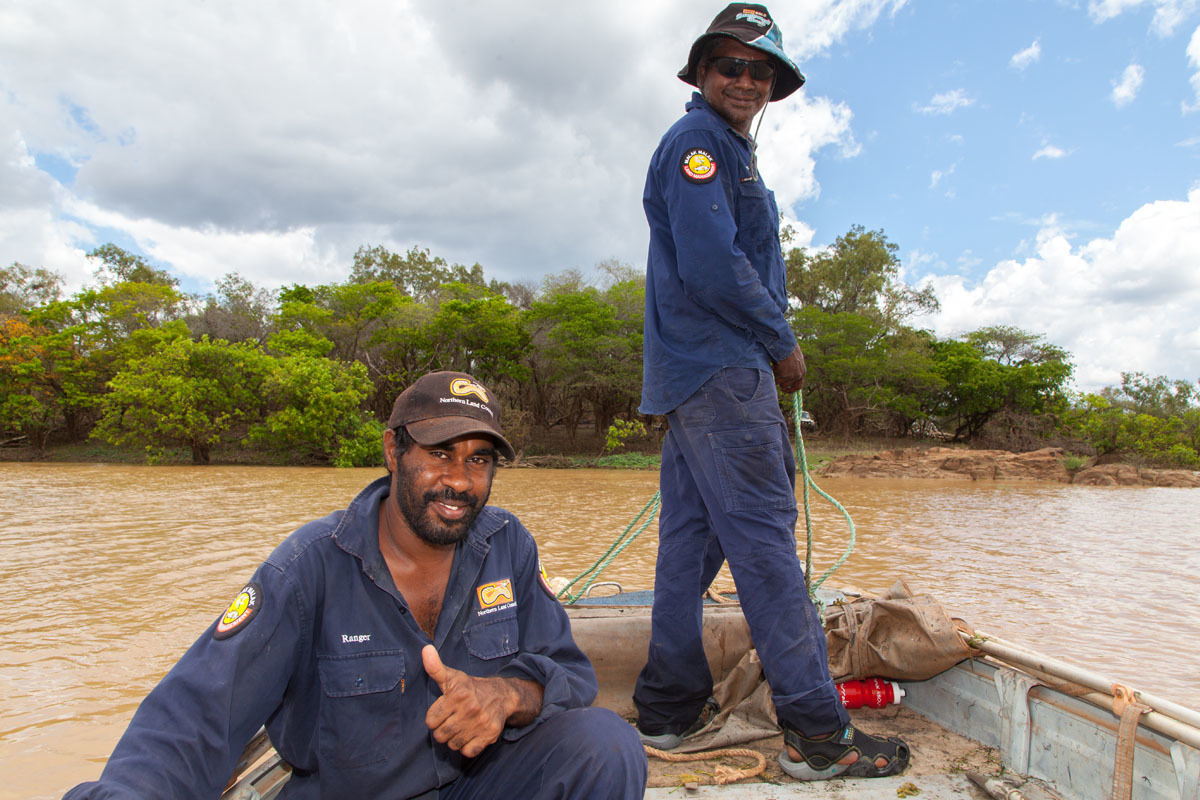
685, 91, 756, 146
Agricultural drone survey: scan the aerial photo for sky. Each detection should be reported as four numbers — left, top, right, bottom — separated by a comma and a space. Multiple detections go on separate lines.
2, 0, 1199, 392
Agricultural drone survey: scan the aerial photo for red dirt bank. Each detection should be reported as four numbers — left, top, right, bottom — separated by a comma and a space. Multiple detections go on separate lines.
817, 447, 1200, 488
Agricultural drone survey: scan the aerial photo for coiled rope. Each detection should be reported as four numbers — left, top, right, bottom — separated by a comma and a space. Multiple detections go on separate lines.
555, 390, 856, 605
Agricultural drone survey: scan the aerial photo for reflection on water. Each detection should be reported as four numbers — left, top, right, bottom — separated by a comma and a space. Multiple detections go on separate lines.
2, 462, 1198, 798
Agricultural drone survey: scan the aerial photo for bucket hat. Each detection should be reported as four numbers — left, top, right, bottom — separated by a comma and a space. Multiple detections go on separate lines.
388, 371, 516, 461
678, 4, 805, 101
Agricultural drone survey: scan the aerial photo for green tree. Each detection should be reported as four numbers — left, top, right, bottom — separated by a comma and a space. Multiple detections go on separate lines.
0, 317, 60, 449
422, 283, 530, 384
1102, 372, 1197, 418
790, 308, 940, 437
88, 244, 179, 287
250, 354, 382, 466
94, 336, 270, 464
785, 225, 938, 329
19, 276, 189, 441
929, 329, 1072, 441
1, 263, 64, 317
525, 277, 643, 441
1064, 375, 1200, 467
350, 245, 486, 301
190, 273, 277, 345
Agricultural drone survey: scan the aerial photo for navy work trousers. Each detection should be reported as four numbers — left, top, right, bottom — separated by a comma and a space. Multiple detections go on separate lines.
633, 368, 850, 737
439, 707, 646, 799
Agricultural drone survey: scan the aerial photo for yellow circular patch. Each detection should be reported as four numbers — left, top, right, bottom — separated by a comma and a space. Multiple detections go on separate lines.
681, 148, 717, 183
214, 582, 261, 640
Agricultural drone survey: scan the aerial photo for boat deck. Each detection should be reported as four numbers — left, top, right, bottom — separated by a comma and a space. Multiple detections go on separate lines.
643, 703, 1005, 798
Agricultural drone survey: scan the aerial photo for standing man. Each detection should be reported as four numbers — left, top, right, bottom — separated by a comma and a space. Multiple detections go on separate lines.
65, 371, 647, 799
634, 4, 910, 781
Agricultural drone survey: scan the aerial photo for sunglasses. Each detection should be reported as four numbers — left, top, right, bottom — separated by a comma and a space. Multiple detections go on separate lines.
707, 56, 775, 81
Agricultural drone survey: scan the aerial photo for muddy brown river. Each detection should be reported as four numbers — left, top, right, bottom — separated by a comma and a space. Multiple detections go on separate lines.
2, 462, 1197, 798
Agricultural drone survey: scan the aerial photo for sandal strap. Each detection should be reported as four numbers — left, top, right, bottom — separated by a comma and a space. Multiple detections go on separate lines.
783, 724, 909, 775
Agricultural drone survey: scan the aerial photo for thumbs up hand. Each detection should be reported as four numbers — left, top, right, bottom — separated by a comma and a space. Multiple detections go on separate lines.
422, 645, 543, 758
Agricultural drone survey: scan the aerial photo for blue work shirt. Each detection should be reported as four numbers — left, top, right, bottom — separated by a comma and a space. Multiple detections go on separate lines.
64, 476, 597, 800
640, 92, 797, 416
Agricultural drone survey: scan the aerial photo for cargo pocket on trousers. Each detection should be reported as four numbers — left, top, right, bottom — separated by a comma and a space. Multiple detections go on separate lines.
317, 650, 405, 768
710, 425, 795, 512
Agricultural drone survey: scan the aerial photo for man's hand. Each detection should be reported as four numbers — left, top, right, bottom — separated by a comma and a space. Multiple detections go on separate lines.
422, 645, 544, 758
772, 345, 806, 394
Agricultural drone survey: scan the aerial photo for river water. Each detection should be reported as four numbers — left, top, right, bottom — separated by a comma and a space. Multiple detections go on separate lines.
2, 462, 1198, 798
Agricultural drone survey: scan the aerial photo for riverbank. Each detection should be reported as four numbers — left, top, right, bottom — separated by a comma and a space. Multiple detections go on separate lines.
817, 445, 1200, 487
5, 438, 1198, 486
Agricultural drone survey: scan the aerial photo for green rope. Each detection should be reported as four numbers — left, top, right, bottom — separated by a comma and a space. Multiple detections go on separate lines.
556, 491, 660, 604
791, 390, 856, 601
556, 389, 856, 605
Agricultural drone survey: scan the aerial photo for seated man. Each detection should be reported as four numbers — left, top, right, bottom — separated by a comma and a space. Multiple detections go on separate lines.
65, 371, 647, 799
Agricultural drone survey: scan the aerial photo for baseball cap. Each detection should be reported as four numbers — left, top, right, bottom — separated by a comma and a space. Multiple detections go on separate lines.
387, 371, 516, 461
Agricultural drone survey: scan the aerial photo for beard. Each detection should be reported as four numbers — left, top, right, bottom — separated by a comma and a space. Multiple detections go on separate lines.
393, 463, 490, 546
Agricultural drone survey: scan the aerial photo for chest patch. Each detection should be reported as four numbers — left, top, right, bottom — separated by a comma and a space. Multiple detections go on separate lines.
680, 148, 717, 183
477, 578, 514, 610
214, 582, 261, 640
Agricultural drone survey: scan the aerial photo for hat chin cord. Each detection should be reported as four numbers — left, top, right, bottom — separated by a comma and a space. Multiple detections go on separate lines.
748, 74, 774, 179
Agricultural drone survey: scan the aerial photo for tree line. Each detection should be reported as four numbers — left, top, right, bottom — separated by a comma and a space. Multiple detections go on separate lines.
2, 229, 1197, 468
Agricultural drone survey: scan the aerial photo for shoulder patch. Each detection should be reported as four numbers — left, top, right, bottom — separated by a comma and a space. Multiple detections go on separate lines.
680, 148, 718, 183
537, 557, 557, 599
214, 582, 262, 640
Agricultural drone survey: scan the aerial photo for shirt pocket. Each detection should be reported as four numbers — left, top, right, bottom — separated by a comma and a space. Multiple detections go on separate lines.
710, 424, 796, 512
317, 650, 405, 768
463, 614, 519, 660
734, 178, 779, 257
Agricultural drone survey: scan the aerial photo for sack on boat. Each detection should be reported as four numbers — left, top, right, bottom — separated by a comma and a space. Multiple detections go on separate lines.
670, 648, 781, 752
665, 580, 977, 751
823, 578, 978, 682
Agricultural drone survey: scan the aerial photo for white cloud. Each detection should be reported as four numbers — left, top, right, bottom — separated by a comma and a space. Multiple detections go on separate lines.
783, 0, 911, 59
1111, 63, 1146, 107
0, 0, 885, 293
923, 188, 1200, 391
760, 93, 860, 225
916, 90, 975, 115
1033, 144, 1069, 159
930, 162, 958, 189
1186, 24, 1200, 112
1088, 0, 1199, 36
1010, 39, 1043, 70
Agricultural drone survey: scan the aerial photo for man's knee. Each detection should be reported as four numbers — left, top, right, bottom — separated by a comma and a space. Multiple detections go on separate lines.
542, 707, 647, 792
552, 707, 643, 758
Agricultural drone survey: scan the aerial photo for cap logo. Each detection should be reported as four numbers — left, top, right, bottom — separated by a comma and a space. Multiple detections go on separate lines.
736, 10, 770, 27
450, 378, 489, 403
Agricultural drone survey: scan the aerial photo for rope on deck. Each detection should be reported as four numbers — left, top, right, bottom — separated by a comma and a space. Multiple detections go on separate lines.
556, 390, 857, 605
643, 745, 767, 785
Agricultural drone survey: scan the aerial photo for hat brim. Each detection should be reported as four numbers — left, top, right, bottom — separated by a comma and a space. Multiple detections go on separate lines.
678, 32, 805, 101
405, 416, 516, 461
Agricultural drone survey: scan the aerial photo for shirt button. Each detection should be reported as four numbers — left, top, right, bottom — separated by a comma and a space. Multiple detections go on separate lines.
711, 204, 718, 211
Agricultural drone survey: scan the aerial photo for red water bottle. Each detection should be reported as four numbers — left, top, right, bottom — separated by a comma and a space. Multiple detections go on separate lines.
836, 678, 905, 709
